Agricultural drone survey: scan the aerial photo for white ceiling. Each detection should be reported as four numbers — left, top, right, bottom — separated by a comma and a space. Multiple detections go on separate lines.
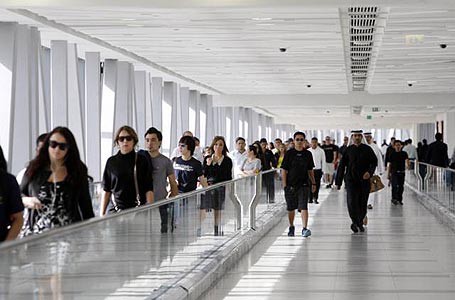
1, 3, 455, 129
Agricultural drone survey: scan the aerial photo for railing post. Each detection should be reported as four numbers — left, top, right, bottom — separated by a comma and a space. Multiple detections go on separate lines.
229, 182, 243, 230
249, 173, 262, 230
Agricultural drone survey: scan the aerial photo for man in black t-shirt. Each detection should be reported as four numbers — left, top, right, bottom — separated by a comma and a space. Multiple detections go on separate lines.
321, 136, 338, 188
387, 140, 410, 205
281, 131, 316, 238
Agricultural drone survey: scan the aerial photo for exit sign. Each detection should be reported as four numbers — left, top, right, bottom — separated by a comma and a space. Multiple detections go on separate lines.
367, 115, 372, 120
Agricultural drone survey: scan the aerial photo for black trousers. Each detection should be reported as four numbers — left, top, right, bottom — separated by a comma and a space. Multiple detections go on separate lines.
346, 180, 370, 226
262, 172, 275, 202
391, 172, 405, 201
310, 169, 323, 201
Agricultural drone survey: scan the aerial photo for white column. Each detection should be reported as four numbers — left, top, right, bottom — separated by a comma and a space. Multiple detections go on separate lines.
145, 72, 153, 130
134, 70, 147, 139
444, 112, 455, 155
199, 94, 207, 147
39, 46, 51, 133
204, 94, 214, 145
189, 90, 201, 138
51, 40, 68, 127
180, 86, 190, 134
67, 43, 85, 161
151, 77, 162, 130
101, 59, 117, 161
0, 23, 40, 174
113, 61, 134, 130
85, 52, 101, 181
164, 81, 178, 154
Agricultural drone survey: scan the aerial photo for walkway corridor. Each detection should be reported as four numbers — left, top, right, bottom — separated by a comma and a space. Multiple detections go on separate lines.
201, 186, 455, 300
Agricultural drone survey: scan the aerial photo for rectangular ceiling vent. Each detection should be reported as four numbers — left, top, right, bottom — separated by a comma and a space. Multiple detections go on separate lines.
341, 6, 388, 92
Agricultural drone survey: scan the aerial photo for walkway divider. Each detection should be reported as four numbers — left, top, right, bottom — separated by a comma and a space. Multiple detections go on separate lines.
406, 162, 455, 232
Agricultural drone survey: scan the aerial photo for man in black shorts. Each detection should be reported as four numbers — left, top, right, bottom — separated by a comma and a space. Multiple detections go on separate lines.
388, 140, 410, 205
281, 131, 317, 237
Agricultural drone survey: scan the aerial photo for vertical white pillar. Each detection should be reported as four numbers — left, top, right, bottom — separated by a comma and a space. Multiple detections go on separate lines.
444, 112, 455, 155
145, 72, 153, 130
67, 43, 85, 160
114, 61, 133, 130
101, 59, 117, 161
189, 90, 197, 134
85, 52, 101, 180
164, 81, 178, 153
0, 23, 44, 174
151, 77, 163, 130
205, 94, 214, 144
51, 40, 68, 127
193, 90, 201, 138
39, 46, 51, 133
134, 70, 147, 139
180, 86, 190, 134
199, 94, 207, 147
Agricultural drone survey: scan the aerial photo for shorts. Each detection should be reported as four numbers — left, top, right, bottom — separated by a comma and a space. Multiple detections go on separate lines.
284, 185, 310, 211
324, 163, 335, 175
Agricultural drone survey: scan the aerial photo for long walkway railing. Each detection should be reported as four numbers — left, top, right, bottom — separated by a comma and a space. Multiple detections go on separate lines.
0, 169, 284, 299
405, 161, 455, 213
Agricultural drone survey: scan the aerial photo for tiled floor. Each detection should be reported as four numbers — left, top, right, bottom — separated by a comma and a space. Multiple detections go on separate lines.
200, 186, 455, 300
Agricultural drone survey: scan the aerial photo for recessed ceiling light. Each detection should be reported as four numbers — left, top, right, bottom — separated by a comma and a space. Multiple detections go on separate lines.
427, 105, 434, 109
126, 24, 144, 27
252, 17, 272, 21
122, 18, 136, 21
256, 23, 275, 26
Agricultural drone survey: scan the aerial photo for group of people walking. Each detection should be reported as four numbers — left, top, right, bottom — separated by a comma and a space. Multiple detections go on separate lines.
1, 125, 454, 243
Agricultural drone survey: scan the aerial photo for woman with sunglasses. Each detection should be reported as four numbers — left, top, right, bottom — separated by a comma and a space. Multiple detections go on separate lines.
20, 127, 94, 236
100, 126, 154, 216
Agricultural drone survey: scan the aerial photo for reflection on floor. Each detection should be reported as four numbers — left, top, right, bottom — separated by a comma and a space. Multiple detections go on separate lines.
200, 186, 455, 300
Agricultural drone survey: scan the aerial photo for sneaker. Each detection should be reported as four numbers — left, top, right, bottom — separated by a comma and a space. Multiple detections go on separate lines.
288, 226, 295, 237
302, 228, 312, 237
398, 201, 403, 205
314, 200, 319, 204
350, 223, 359, 233
391, 199, 398, 205
308, 199, 313, 203
367, 204, 373, 209
358, 224, 365, 232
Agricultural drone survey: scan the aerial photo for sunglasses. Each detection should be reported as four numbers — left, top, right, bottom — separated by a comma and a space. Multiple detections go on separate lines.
49, 140, 69, 151
178, 144, 187, 148
295, 138, 305, 142
118, 135, 133, 142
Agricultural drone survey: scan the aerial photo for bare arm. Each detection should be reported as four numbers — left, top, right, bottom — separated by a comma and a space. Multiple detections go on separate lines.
405, 159, 410, 170
199, 175, 208, 188
100, 191, 111, 216
5, 212, 23, 241
168, 174, 179, 197
146, 191, 154, 204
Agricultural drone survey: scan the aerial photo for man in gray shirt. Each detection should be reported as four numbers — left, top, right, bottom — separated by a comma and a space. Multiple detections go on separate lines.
142, 127, 179, 233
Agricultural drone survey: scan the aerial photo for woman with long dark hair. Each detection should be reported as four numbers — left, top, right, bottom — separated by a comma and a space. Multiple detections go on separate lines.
203, 136, 233, 236
20, 127, 94, 236
100, 125, 154, 215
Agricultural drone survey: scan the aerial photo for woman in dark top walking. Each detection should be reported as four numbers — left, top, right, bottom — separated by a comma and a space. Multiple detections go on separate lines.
203, 136, 233, 235
20, 127, 94, 236
100, 126, 154, 215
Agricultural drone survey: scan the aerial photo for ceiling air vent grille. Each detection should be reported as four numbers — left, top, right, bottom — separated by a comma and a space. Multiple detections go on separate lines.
349, 6, 377, 91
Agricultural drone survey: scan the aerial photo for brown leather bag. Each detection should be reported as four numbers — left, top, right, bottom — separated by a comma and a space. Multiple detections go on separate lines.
370, 175, 385, 193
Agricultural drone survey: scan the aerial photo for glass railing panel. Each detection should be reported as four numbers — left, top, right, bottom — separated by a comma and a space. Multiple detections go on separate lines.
406, 162, 455, 213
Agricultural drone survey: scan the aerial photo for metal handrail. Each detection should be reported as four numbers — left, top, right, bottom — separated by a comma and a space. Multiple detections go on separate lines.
0, 168, 279, 250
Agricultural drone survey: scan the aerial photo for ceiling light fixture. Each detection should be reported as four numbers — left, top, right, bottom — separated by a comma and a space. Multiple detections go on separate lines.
122, 18, 137, 21
252, 17, 272, 21
126, 24, 144, 27
256, 23, 275, 26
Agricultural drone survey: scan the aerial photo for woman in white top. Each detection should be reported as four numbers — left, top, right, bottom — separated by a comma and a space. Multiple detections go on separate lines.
241, 145, 262, 176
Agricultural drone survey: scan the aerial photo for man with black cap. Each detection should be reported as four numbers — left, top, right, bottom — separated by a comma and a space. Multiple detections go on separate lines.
335, 130, 377, 233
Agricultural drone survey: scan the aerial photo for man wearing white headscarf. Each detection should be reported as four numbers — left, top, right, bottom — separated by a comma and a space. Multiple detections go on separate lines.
335, 130, 377, 233
363, 132, 384, 212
